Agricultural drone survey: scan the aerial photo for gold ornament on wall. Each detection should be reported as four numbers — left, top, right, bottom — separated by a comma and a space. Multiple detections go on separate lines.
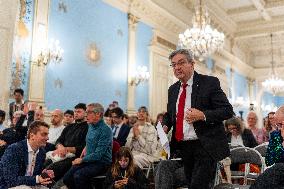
86, 43, 101, 66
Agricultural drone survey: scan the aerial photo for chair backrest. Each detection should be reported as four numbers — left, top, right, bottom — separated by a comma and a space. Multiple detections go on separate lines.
230, 147, 264, 168
228, 143, 244, 150
254, 142, 268, 157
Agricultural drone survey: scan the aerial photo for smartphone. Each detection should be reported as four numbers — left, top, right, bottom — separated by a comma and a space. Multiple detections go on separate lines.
117, 175, 123, 180
40, 172, 56, 188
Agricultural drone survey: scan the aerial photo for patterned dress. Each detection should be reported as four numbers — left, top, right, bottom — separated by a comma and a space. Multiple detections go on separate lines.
265, 130, 284, 166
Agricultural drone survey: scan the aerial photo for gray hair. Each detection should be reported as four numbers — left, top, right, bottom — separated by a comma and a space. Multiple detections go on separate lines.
168, 49, 194, 62
88, 103, 104, 117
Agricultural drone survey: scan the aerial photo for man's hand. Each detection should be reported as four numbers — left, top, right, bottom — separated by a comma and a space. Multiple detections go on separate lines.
0, 140, 7, 146
72, 158, 82, 165
133, 124, 140, 138
42, 169, 55, 179
185, 108, 205, 124
38, 176, 52, 185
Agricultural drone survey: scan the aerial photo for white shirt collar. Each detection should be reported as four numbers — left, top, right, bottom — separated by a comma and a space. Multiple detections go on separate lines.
181, 72, 194, 87
116, 122, 123, 128
27, 140, 39, 154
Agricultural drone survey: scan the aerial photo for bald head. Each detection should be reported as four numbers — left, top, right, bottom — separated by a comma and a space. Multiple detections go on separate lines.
51, 109, 63, 127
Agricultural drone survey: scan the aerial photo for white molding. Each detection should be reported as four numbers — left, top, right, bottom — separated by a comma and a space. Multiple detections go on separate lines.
28, 0, 50, 106
0, 0, 19, 112
126, 13, 138, 115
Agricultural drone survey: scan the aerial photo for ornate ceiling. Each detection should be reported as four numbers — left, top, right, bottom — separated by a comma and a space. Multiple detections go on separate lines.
194, 0, 284, 69
105, 0, 284, 70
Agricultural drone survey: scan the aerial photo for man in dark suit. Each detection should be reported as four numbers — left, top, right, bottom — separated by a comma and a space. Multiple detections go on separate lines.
163, 49, 234, 189
110, 107, 130, 146
9, 88, 25, 122
0, 121, 54, 188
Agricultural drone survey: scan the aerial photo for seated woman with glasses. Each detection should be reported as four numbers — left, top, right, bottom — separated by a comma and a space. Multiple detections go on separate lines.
225, 117, 258, 148
104, 147, 148, 189
265, 119, 284, 166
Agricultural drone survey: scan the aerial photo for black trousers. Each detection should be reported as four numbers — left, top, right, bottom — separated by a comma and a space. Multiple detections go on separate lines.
45, 157, 76, 181
180, 140, 217, 189
63, 162, 109, 189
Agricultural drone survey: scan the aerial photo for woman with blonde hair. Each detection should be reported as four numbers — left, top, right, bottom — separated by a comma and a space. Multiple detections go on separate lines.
104, 147, 148, 189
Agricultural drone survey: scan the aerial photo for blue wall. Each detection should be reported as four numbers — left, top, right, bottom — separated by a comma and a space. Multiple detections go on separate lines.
135, 22, 152, 109
46, 0, 153, 112
46, 0, 129, 111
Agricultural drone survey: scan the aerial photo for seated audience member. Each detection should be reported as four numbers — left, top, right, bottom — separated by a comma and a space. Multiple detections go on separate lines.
104, 110, 112, 127
266, 106, 284, 166
246, 111, 266, 144
111, 107, 130, 146
105, 147, 148, 189
0, 121, 54, 188
63, 110, 74, 126
113, 100, 119, 108
225, 117, 258, 148
128, 115, 138, 128
45, 103, 88, 181
155, 113, 164, 126
9, 88, 25, 122
0, 110, 6, 132
63, 103, 112, 189
265, 112, 277, 140
34, 108, 45, 122
0, 111, 26, 158
125, 106, 158, 168
122, 113, 129, 125
45, 109, 65, 151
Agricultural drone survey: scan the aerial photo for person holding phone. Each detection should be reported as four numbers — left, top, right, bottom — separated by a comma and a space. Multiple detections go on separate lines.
104, 147, 148, 189
0, 121, 54, 189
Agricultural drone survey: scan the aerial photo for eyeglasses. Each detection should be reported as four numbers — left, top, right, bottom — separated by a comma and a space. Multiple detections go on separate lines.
228, 127, 238, 131
170, 59, 189, 68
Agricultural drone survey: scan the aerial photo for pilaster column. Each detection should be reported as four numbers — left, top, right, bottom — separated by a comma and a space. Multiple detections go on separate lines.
247, 77, 255, 106
0, 0, 19, 112
126, 13, 139, 115
28, 0, 50, 106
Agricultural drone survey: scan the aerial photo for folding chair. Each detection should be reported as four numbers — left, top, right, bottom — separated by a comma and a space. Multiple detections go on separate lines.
230, 147, 265, 185
254, 142, 268, 158
142, 162, 157, 178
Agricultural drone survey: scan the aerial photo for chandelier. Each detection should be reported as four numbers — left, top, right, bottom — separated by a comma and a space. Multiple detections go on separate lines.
262, 34, 284, 95
130, 66, 150, 86
34, 39, 64, 66
178, 0, 225, 58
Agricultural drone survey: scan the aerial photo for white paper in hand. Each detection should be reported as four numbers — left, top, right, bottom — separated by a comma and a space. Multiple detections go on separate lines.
156, 122, 170, 158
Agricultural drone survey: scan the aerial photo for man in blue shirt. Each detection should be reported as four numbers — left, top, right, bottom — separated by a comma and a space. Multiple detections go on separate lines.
63, 103, 113, 189
0, 110, 6, 132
